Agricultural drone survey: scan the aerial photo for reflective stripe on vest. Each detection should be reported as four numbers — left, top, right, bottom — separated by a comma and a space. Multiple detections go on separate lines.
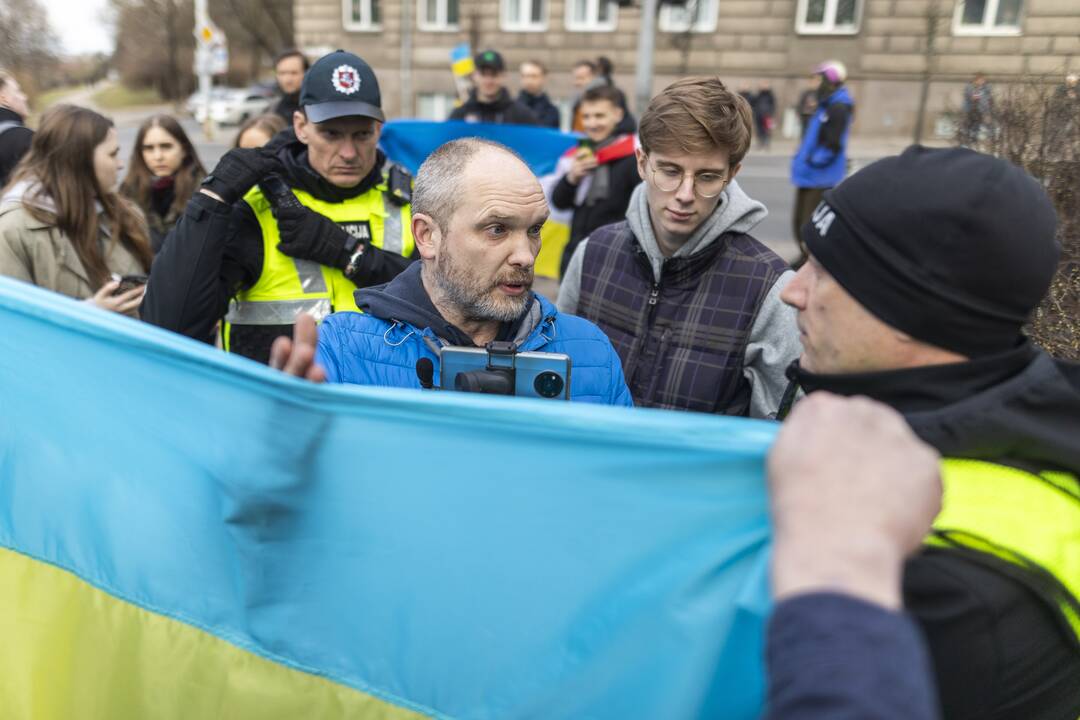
225, 178, 413, 327
927, 458, 1080, 646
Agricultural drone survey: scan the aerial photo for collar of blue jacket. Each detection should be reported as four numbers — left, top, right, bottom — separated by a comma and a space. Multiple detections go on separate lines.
316, 270, 633, 406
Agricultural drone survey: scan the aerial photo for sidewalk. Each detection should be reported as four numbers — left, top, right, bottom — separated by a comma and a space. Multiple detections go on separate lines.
752, 135, 951, 162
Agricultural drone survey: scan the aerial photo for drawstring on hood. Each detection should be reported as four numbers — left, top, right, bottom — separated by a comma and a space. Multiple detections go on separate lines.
625, 178, 768, 281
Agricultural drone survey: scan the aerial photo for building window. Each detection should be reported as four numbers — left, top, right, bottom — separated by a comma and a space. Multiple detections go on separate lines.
343, 0, 381, 30
417, 93, 458, 121
501, 0, 547, 31
953, 0, 1023, 35
795, 0, 861, 34
659, 0, 718, 33
565, 0, 617, 32
418, 0, 459, 30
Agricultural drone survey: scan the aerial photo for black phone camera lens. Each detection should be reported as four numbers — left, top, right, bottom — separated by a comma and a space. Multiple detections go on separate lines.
533, 371, 564, 399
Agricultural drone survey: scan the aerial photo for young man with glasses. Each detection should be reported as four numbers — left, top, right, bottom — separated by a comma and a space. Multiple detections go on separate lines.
557, 77, 799, 417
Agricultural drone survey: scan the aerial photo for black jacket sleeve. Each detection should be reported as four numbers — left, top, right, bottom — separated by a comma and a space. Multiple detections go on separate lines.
140, 192, 262, 343
904, 550, 1080, 720
0, 126, 33, 186
348, 244, 418, 288
551, 173, 579, 211
817, 103, 851, 153
764, 592, 939, 720
537, 101, 561, 129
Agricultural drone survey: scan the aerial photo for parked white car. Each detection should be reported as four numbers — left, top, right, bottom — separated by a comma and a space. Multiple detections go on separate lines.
189, 88, 274, 125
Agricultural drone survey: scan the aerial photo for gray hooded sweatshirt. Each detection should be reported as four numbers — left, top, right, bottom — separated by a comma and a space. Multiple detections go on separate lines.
557, 179, 801, 419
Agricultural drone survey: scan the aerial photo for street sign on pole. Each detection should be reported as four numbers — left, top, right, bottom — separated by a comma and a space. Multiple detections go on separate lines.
193, 0, 223, 140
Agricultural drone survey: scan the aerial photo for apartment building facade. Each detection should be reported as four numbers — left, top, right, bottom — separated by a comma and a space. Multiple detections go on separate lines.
295, 0, 1080, 137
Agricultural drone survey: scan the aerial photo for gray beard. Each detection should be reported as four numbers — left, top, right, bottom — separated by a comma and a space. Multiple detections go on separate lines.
432, 249, 531, 323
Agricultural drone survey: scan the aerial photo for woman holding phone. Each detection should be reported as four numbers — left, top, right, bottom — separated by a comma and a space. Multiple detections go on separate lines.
120, 113, 205, 253
0, 104, 153, 316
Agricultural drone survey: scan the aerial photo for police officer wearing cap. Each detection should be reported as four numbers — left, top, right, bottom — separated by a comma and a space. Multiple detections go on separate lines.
448, 50, 539, 126
142, 50, 416, 363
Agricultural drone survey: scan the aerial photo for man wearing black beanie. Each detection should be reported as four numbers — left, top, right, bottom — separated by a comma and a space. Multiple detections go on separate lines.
780, 145, 1080, 720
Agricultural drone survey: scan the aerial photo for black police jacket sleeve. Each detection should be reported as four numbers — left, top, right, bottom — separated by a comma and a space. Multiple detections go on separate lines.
141, 192, 263, 342
347, 242, 419, 287
764, 593, 938, 720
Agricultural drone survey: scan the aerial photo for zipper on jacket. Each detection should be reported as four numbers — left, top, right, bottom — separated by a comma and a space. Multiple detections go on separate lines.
647, 283, 660, 306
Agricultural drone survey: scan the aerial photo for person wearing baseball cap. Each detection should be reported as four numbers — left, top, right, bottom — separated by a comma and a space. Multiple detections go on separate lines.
779, 145, 1080, 720
448, 49, 539, 126
143, 49, 418, 364
789, 59, 854, 268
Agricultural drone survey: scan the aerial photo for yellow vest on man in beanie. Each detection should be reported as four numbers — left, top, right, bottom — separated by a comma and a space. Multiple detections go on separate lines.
929, 458, 1080, 646
222, 171, 413, 349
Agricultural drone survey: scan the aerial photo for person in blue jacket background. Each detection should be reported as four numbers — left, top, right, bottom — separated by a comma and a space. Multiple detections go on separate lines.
790, 60, 854, 268
303, 137, 632, 406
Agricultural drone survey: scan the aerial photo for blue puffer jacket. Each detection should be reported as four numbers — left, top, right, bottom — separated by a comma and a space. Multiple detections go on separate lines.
316, 264, 633, 406
791, 86, 854, 189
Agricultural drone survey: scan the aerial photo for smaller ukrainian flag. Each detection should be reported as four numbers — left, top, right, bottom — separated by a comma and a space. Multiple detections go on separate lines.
450, 42, 474, 77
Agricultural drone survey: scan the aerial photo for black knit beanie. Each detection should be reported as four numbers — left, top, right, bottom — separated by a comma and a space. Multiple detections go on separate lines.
802, 145, 1060, 357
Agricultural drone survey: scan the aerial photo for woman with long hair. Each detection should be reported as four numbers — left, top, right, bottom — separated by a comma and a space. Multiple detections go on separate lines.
233, 112, 287, 149
0, 104, 153, 316
119, 114, 205, 252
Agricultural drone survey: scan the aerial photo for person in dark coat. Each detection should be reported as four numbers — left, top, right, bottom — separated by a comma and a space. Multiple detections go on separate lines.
794, 75, 819, 138
517, 59, 560, 129
0, 70, 33, 187
753, 81, 776, 149
781, 145, 1080, 720
119, 114, 206, 253
271, 49, 309, 123
765, 392, 943, 720
552, 85, 640, 276
448, 50, 538, 126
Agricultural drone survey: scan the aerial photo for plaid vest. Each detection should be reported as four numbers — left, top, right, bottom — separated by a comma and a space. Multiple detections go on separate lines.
578, 221, 789, 414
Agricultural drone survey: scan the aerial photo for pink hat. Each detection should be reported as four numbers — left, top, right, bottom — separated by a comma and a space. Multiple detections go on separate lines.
814, 60, 847, 84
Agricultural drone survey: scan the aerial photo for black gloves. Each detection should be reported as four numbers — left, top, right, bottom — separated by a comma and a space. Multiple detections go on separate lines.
274, 203, 357, 271
201, 148, 280, 205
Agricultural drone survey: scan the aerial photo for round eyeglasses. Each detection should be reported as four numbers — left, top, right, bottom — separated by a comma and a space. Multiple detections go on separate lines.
647, 157, 728, 198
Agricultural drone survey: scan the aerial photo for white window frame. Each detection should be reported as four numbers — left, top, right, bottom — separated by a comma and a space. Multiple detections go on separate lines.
418, 0, 460, 31
343, 0, 381, 32
952, 0, 1023, 36
501, 0, 548, 31
794, 0, 862, 35
659, 0, 718, 33
565, 0, 617, 32
416, 92, 458, 120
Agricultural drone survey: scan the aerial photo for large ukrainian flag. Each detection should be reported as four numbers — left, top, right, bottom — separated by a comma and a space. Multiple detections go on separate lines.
0, 277, 774, 718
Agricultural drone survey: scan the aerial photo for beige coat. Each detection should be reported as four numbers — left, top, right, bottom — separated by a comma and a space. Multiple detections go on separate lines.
0, 183, 145, 308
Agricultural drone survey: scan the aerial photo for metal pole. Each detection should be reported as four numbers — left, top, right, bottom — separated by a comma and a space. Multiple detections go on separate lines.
195, 0, 213, 140
400, 0, 413, 117
634, 0, 660, 116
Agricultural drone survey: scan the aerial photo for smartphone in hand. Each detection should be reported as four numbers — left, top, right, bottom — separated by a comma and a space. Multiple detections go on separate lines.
111, 273, 149, 295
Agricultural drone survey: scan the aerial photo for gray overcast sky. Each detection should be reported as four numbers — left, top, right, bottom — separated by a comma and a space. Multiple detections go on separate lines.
46, 0, 112, 55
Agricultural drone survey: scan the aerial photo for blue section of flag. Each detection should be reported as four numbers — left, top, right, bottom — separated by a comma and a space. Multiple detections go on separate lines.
0, 277, 775, 719
450, 42, 471, 63
380, 120, 580, 177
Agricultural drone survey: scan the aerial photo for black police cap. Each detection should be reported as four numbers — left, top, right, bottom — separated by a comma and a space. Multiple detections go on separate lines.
300, 50, 384, 123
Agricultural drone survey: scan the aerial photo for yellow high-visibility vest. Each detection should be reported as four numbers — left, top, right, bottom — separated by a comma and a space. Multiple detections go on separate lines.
223, 174, 413, 342
928, 458, 1080, 646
